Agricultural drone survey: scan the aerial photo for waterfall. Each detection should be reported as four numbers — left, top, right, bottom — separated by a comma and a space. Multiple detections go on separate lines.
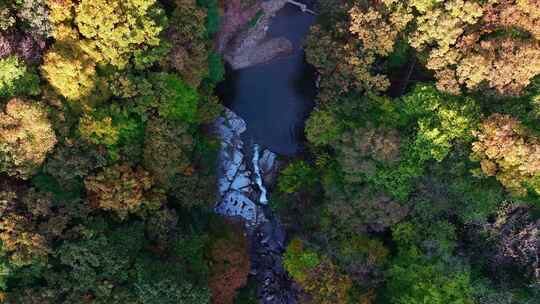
252, 143, 269, 204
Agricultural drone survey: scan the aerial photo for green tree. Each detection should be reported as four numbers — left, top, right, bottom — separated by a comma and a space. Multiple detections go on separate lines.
401, 85, 479, 162
0, 56, 40, 98
386, 221, 475, 304
143, 117, 194, 189
278, 161, 318, 194
148, 72, 199, 123
305, 109, 341, 146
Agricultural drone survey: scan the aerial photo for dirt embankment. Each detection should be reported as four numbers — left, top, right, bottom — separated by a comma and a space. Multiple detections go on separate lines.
216, 0, 294, 70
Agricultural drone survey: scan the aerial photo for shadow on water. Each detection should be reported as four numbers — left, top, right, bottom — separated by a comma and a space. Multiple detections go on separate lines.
216, 1, 318, 155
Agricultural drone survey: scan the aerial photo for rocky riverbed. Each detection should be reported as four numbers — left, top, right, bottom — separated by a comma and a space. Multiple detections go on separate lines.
214, 109, 297, 303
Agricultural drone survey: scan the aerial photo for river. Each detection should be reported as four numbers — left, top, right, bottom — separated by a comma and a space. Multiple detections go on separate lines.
217, 0, 317, 155
215, 1, 317, 303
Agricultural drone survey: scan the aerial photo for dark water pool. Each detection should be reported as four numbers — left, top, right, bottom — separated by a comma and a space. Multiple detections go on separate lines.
217, 1, 317, 155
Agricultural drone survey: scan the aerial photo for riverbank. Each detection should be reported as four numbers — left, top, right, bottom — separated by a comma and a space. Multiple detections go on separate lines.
217, 0, 316, 70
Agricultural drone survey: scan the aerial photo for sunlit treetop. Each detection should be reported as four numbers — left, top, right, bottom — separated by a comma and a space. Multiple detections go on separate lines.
75, 0, 168, 69
0, 98, 57, 179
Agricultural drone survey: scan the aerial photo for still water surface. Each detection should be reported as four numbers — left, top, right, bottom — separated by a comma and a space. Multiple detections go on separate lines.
218, 1, 317, 155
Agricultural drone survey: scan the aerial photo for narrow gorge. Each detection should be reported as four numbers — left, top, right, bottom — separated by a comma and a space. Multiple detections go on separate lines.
214, 0, 317, 302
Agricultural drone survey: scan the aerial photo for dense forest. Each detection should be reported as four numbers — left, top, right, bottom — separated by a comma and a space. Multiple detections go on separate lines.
0, 0, 539, 303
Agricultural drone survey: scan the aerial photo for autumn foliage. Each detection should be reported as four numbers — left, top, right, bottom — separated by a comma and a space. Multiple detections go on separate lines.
379, 0, 540, 96
208, 221, 250, 304
0, 98, 56, 179
472, 113, 540, 196
84, 164, 159, 219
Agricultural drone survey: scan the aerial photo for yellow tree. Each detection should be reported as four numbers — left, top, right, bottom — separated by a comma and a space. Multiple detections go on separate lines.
471, 114, 540, 196
75, 0, 167, 69
0, 99, 57, 179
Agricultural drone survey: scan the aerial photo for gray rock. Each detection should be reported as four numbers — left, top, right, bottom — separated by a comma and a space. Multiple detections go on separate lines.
218, 176, 231, 193
215, 191, 258, 221
225, 108, 247, 135
260, 149, 277, 174
231, 171, 252, 190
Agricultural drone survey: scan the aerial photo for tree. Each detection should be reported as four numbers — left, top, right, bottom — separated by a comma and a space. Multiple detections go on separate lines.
75, 0, 167, 69
305, 24, 390, 103
471, 113, 540, 197
284, 238, 352, 304
78, 113, 119, 147
143, 117, 193, 189
327, 188, 409, 233
0, 56, 40, 98
41, 38, 97, 101
207, 221, 250, 304
333, 234, 389, 286
0, 182, 67, 267
305, 109, 341, 146
0, 98, 57, 179
16, 0, 53, 37
106, 72, 200, 123
387, 258, 475, 304
337, 125, 401, 184
401, 85, 479, 162
164, 0, 209, 87
381, 0, 540, 96
78, 102, 146, 160
278, 161, 318, 194
305, 0, 413, 103
84, 164, 160, 219
148, 72, 199, 123
0, 3, 15, 31
43, 139, 107, 194
386, 220, 476, 304
0, 30, 46, 63
332, 86, 479, 200
51, 221, 146, 302
348, 5, 411, 57
486, 203, 540, 283
135, 278, 211, 304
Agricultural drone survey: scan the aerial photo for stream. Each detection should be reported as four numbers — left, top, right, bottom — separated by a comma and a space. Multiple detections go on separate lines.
214, 1, 317, 303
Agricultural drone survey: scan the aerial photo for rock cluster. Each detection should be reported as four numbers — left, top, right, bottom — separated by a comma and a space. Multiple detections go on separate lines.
214, 108, 275, 224
214, 108, 297, 303
251, 217, 297, 304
